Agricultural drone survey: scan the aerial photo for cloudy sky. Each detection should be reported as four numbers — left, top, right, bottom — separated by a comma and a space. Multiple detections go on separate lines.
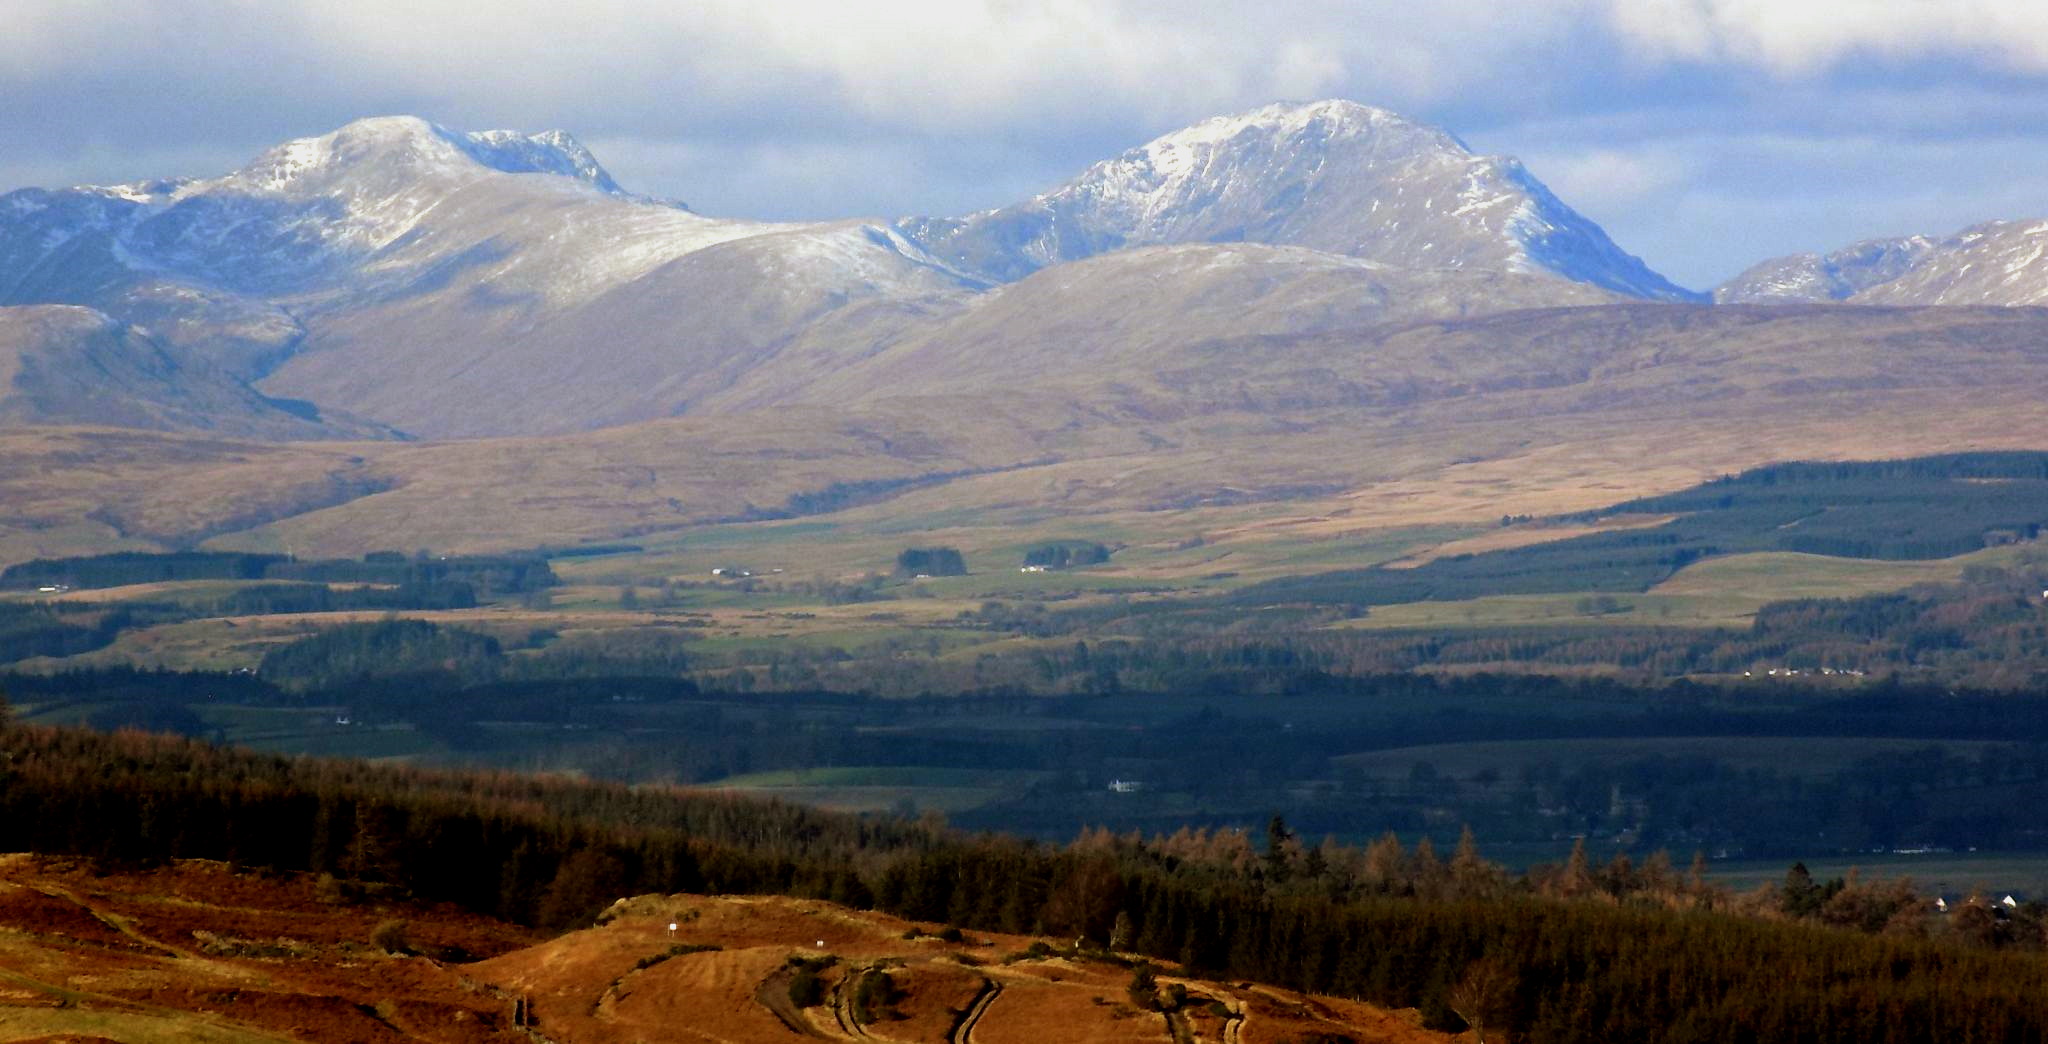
6, 0, 2048, 288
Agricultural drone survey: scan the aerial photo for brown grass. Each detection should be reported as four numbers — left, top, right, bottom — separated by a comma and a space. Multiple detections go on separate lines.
0, 855, 538, 1043
0, 854, 1463, 1044
10, 305, 2048, 627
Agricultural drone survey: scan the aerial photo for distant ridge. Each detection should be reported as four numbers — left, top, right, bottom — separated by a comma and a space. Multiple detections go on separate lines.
1718, 219, 2048, 306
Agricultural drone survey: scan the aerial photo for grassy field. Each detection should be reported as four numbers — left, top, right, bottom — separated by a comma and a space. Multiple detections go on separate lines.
1705, 852, 2048, 898
1651, 545, 2030, 601
13, 699, 438, 762
1330, 541, 2037, 633
1333, 736, 2010, 781
699, 765, 1052, 814
1332, 591, 1745, 630
548, 501, 1468, 597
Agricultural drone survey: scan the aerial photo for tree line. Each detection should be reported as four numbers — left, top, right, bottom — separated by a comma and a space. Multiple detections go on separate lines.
2, 715, 2047, 1042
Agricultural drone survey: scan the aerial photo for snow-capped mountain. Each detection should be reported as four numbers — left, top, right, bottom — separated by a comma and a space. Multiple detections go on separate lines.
898, 100, 1700, 301
4, 117, 637, 303
1715, 235, 1937, 304
1717, 220, 2048, 306
0, 105, 1699, 439
0, 116, 974, 436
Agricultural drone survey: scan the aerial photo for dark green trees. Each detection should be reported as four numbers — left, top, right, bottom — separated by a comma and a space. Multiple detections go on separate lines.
1022, 541, 1111, 570
894, 548, 966, 578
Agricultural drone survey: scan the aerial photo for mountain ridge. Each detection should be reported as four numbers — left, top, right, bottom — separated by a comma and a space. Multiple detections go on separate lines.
0, 102, 1709, 439
1717, 219, 2048, 306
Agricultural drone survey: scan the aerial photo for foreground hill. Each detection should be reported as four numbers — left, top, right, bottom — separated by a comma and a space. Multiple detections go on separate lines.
0, 856, 1441, 1044
2, 724, 2046, 1044
701, 242, 1624, 412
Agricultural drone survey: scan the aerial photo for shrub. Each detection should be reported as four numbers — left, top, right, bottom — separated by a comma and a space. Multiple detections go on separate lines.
371, 919, 410, 955
1127, 962, 1158, 1009
787, 967, 825, 1007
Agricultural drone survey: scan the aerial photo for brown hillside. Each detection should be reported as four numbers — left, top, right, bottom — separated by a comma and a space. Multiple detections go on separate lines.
8, 303, 2048, 567
0, 857, 1451, 1044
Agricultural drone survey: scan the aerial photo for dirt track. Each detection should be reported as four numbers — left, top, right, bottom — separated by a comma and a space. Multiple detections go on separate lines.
950, 977, 1002, 1044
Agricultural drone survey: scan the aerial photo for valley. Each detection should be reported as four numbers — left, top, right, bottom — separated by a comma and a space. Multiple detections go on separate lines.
7, 453, 2048, 862
7, 93, 2048, 1042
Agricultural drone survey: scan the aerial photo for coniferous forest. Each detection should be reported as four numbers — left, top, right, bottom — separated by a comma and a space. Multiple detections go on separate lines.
3, 716, 2047, 1043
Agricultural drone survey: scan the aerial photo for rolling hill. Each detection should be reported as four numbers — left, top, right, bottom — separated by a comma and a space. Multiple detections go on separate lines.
3, 302, 2046, 566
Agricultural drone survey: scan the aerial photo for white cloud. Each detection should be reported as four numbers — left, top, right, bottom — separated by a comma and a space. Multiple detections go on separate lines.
0, 2, 1591, 137
584, 134, 1066, 220
1525, 147, 1688, 208
1602, 0, 2048, 74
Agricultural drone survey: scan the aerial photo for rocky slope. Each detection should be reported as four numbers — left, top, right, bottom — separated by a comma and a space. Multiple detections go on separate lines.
0, 304, 384, 438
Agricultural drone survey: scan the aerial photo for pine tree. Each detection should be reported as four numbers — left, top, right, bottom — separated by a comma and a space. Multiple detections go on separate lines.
1362, 832, 1404, 894
1553, 837, 1593, 899
1449, 826, 1498, 899
1782, 862, 1821, 918
1110, 910, 1135, 952
1409, 837, 1445, 898
1263, 815, 1294, 884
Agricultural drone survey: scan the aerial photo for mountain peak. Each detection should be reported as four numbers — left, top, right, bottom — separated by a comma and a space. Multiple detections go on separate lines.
1161, 99, 1456, 147
898, 99, 1696, 300
227, 116, 623, 196
459, 127, 621, 193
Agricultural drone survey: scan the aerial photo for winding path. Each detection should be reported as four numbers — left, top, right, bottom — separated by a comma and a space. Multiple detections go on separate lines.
755, 966, 827, 1038
950, 977, 1003, 1044
1219, 996, 1246, 1044
831, 966, 872, 1038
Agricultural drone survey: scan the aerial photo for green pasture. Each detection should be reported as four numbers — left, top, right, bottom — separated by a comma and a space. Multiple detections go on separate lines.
1334, 736, 2010, 781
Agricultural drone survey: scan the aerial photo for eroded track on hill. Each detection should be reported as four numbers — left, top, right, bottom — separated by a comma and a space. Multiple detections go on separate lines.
950, 977, 1003, 1044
